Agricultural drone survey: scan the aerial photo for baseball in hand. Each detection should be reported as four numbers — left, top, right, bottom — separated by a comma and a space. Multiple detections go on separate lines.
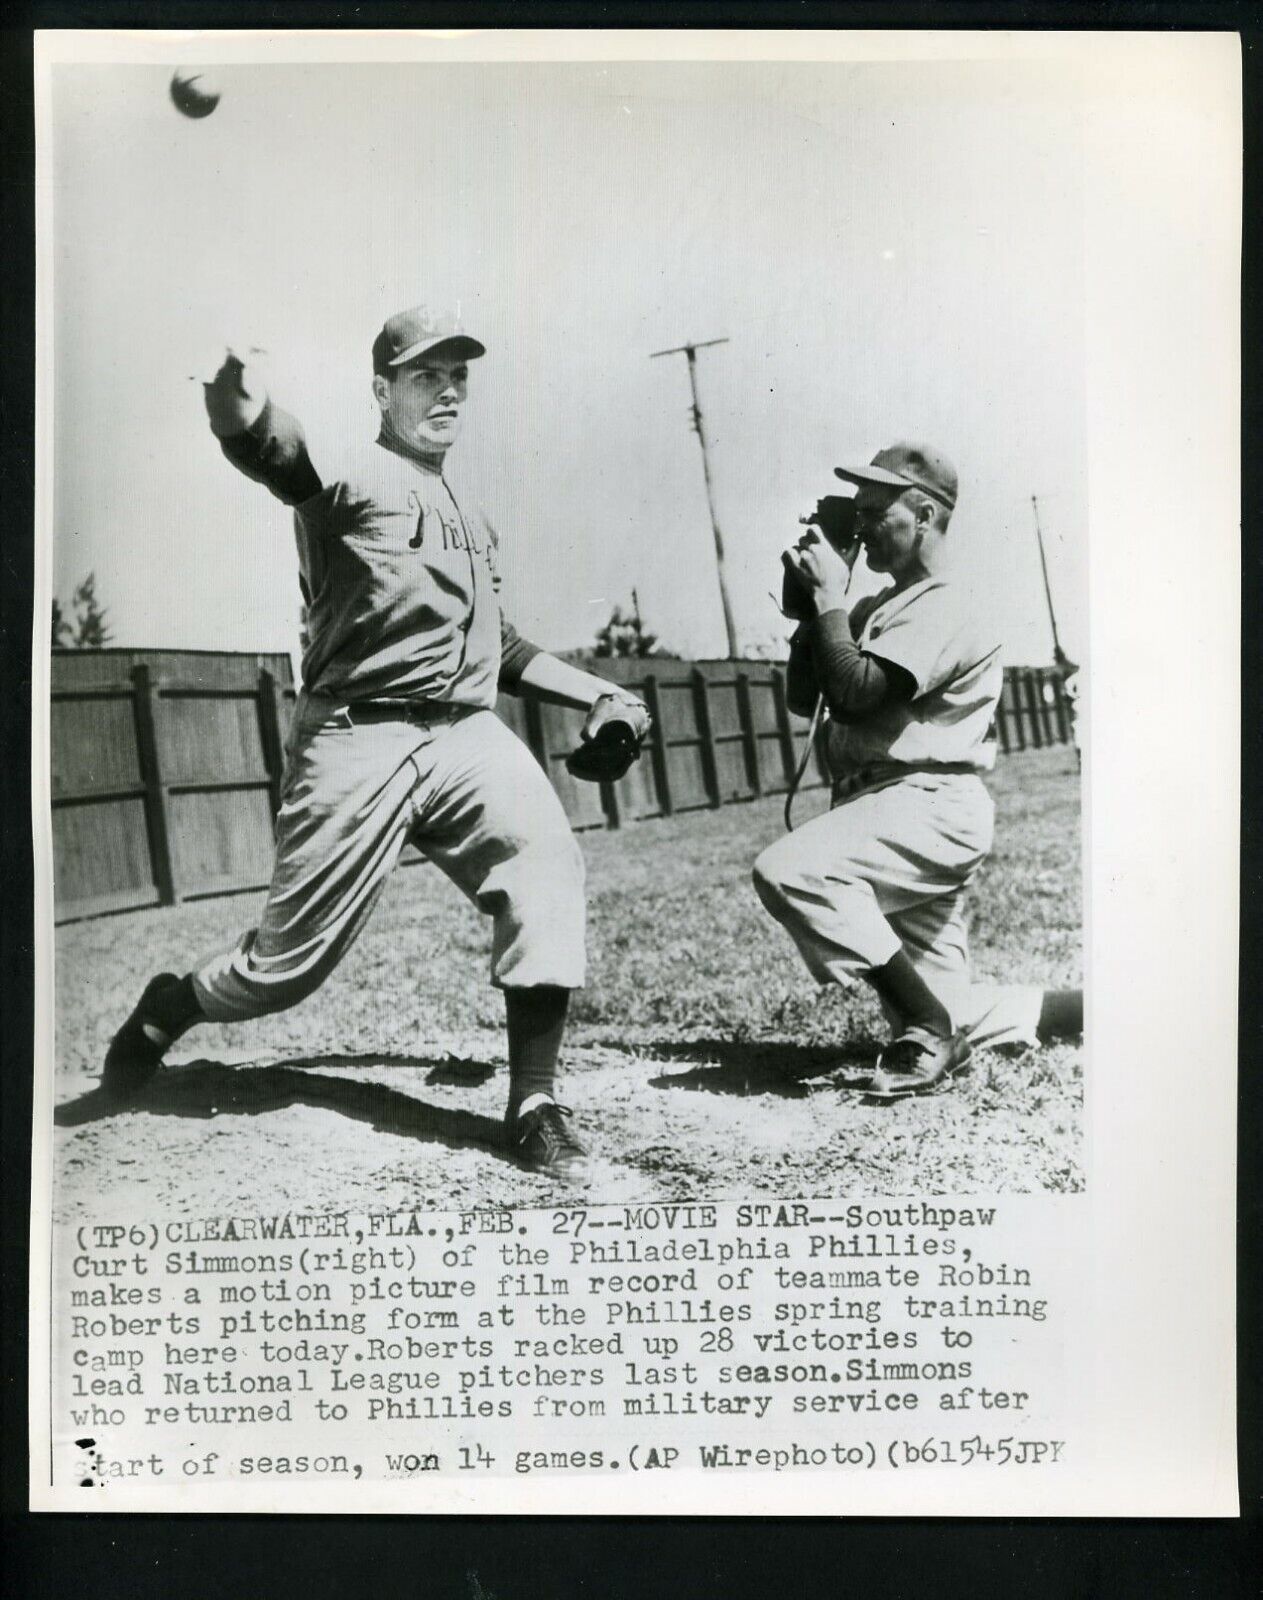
170, 70, 221, 119
202, 348, 268, 438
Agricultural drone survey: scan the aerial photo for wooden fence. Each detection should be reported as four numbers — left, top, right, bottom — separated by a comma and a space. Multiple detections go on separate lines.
50, 650, 298, 923
49, 649, 1074, 923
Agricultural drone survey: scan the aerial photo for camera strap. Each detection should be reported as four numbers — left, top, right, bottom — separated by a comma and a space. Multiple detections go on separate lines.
783, 692, 824, 833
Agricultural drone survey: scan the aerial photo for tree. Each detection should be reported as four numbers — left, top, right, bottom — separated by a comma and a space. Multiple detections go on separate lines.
71, 573, 112, 648
594, 592, 659, 658
52, 572, 113, 649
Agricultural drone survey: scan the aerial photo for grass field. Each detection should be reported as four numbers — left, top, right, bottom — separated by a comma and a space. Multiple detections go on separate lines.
52, 747, 1082, 1217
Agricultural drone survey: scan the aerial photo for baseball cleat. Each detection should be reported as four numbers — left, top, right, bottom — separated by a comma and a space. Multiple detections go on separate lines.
864, 1030, 972, 1102
100, 973, 182, 1103
509, 1101, 590, 1180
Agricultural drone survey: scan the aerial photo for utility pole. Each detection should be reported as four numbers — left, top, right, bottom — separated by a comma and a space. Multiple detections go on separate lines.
649, 336, 739, 659
1030, 494, 1071, 670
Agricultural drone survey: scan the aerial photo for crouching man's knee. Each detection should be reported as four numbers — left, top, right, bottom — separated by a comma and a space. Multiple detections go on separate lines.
752, 840, 797, 919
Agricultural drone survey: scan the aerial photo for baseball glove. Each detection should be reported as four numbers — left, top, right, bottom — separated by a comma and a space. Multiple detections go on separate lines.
565, 693, 652, 784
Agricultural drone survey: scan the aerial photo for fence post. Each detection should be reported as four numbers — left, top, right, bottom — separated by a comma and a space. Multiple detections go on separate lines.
522, 696, 549, 771
131, 663, 178, 905
256, 667, 288, 819
1023, 672, 1044, 749
735, 669, 762, 797
1052, 675, 1071, 744
1040, 673, 1059, 744
692, 667, 721, 807
1008, 674, 1026, 751
599, 775, 622, 831
771, 668, 797, 785
642, 673, 673, 816
812, 714, 832, 782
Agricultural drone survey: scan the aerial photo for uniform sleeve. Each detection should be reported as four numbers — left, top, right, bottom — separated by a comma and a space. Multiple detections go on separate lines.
217, 398, 323, 507
498, 617, 542, 691
863, 584, 998, 698
806, 609, 914, 720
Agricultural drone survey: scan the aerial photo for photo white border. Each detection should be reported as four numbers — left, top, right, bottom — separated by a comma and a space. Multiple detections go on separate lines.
29, 28, 1240, 1516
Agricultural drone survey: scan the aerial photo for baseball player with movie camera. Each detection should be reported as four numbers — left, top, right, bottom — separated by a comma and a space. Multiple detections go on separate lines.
100, 304, 650, 1177
754, 442, 1081, 1099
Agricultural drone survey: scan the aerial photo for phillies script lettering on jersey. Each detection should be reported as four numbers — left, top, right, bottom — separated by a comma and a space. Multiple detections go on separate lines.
407, 486, 486, 554
225, 403, 532, 710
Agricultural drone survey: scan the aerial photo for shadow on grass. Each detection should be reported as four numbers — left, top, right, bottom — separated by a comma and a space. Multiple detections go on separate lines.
629, 1035, 881, 1098
54, 1056, 507, 1159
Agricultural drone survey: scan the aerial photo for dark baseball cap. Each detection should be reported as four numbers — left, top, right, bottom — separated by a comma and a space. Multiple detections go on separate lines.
371, 305, 486, 374
834, 441, 958, 511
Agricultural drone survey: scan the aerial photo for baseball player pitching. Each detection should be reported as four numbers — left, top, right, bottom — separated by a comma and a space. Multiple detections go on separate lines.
100, 304, 650, 1178
753, 443, 1082, 1099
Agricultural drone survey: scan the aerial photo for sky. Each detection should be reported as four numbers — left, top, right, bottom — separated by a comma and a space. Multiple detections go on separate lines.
48, 57, 1086, 666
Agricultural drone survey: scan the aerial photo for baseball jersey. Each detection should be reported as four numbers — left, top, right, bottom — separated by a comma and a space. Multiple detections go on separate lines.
823, 578, 1003, 774
220, 402, 538, 708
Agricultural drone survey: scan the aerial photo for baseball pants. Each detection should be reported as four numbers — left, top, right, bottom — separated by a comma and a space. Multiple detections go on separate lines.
752, 771, 1043, 1051
192, 697, 586, 1023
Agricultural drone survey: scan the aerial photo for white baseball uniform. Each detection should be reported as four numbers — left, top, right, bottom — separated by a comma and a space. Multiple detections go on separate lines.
189, 402, 586, 1024
753, 577, 1045, 1051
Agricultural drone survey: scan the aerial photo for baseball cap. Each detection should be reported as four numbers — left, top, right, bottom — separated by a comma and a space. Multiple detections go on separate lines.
833, 441, 958, 511
371, 305, 486, 373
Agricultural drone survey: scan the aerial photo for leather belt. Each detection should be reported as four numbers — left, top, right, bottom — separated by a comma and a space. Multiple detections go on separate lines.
343, 699, 462, 726
831, 761, 977, 803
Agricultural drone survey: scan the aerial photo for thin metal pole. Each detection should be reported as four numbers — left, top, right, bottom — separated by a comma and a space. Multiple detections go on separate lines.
650, 337, 739, 659
1031, 494, 1068, 667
